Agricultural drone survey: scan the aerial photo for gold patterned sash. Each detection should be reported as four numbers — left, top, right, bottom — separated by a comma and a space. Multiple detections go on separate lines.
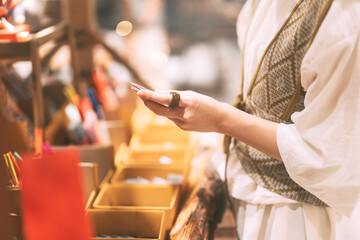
225, 0, 333, 206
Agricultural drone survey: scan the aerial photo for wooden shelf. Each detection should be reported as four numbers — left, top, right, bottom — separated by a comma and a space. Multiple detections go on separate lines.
0, 22, 68, 150
0, 22, 67, 62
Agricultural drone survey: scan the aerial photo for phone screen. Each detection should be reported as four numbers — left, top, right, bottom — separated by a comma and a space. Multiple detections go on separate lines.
128, 82, 149, 92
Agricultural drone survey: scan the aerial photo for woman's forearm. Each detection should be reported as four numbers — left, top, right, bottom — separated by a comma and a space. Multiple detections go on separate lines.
137, 89, 282, 160
218, 102, 282, 161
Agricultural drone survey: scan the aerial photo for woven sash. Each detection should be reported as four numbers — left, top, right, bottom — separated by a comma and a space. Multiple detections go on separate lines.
228, 0, 333, 206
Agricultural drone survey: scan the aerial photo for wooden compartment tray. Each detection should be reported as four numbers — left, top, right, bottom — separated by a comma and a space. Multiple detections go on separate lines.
123, 147, 189, 169
93, 183, 179, 229
53, 144, 114, 184
111, 165, 184, 185
87, 209, 165, 240
6, 186, 21, 215
130, 129, 190, 147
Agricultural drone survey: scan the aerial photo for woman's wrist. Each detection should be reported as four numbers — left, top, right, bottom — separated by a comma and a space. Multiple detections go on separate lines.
216, 102, 240, 135
217, 102, 282, 160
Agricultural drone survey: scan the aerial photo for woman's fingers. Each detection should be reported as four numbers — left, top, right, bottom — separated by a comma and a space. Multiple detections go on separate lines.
168, 117, 184, 127
138, 90, 183, 108
138, 89, 221, 132
143, 100, 184, 119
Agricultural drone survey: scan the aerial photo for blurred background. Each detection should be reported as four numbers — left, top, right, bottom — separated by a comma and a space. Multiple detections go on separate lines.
0, 2, 246, 238
96, 0, 244, 103
99, 0, 245, 103
0, 0, 245, 147
9, 0, 245, 103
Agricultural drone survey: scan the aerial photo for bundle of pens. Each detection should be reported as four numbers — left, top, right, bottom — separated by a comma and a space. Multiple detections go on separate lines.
62, 65, 124, 145
2, 142, 54, 187
2, 151, 22, 187
63, 85, 103, 145
92, 66, 119, 114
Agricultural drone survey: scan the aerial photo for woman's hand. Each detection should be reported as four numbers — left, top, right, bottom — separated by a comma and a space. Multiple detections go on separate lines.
138, 89, 282, 160
137, 90, 226, 133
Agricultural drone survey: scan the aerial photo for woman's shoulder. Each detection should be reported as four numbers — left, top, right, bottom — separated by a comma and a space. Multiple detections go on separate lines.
307, 0, 359, 58
326, 0, 360, 37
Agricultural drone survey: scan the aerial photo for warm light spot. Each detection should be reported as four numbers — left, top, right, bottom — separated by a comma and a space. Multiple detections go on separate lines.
150, 51, 168, 69
155, 116, 168, 126
116, 21, 133, 36
163, 142, 175, 149
17, 31, 29, 38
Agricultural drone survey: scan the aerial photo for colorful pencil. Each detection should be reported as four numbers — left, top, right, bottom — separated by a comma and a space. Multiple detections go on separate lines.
8, 152, 21, 180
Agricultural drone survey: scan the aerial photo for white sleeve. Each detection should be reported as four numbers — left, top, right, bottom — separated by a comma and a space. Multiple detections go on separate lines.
236, 0, 257, 51
278, 0, 360, 217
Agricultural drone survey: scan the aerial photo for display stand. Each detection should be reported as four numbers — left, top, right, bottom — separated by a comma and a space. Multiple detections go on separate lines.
0, 0, 149, 151
0, 22, 68, 151
0, 158, 16, 240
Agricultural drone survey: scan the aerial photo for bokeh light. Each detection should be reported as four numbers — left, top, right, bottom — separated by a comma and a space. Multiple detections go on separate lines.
116, 21, 133, 36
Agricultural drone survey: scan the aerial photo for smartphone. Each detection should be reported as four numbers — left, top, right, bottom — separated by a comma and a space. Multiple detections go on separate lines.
128, 82, 149, 92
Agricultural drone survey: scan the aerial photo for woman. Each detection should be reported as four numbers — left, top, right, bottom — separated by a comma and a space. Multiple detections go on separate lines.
137, 0, 360, 239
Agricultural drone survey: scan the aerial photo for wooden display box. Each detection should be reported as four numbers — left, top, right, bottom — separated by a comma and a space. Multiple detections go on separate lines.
95, 120, 128, 150
79, 162, 100, 201
6, 186, 21, 215
85, 190, 98, 210
123, 147, 189, 169
1, 185, 23, 240
111, 165, 184, 185
4, 163, 101, 212
10, 213, 23, 240
141, 124, 189, 135
87, 209, 166, 240
99, 168, 115, 188
135, 116, 181, 133
53, 144, 114, 184
93, 183, 180, 230
130, 129, 190, 147
114, 143, 129, 167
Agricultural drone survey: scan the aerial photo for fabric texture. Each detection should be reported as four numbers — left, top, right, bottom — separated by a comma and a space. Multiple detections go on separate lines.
233, 0, 332, 206
220, 0, 360, 239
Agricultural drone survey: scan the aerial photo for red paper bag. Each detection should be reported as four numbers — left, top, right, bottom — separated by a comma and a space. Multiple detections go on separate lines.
21, 150, 92, 240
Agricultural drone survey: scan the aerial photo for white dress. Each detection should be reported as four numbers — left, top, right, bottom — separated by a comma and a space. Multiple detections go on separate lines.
215, 0, 360, 239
